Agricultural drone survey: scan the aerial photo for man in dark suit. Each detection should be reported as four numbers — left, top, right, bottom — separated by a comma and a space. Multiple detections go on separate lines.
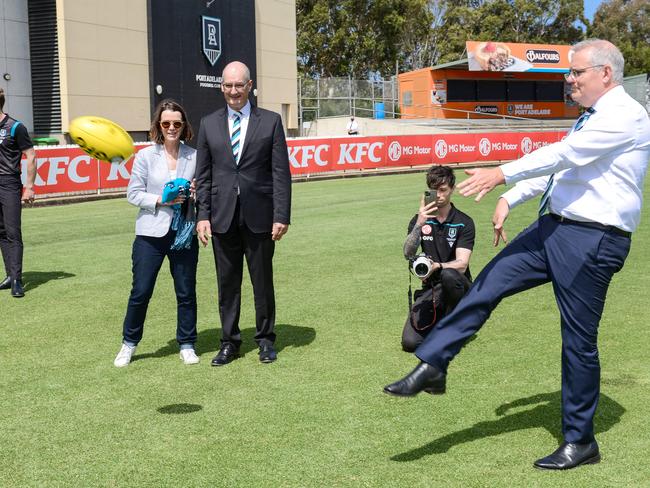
195, 61, 291, 366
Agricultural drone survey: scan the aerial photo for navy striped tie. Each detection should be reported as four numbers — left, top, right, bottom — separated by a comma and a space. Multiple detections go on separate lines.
538, 108, 595, 216
231, 112, 242, 163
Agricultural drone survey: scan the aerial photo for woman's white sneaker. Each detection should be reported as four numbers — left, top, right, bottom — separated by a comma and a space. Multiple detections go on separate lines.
180, 348, 200, 365
114, 344, 136, 367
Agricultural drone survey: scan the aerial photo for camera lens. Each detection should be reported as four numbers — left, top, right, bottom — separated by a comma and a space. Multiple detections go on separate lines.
414, 262, 429, 276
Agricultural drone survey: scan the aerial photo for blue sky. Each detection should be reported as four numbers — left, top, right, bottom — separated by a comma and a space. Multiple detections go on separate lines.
584, 0, 603, 21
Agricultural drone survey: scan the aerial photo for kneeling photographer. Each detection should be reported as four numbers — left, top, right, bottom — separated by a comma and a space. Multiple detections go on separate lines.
402, 165, 475, 352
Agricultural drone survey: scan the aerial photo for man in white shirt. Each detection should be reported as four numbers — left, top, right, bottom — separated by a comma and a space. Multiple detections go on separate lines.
346, 116, 359, 135
384, 40, 650, 470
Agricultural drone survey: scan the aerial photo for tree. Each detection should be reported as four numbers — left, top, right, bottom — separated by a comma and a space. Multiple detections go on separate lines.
297, 0, 432, 78
589, 0, 650, 76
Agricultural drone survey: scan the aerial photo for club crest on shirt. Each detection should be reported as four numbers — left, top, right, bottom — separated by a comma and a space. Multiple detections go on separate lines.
421, 224, 433, 235
446, 227, 457, 247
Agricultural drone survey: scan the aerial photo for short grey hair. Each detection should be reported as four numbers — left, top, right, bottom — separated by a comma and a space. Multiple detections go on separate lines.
570, 39, 624, 84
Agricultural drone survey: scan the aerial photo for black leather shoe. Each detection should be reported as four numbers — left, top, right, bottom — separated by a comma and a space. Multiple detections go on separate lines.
0, 276, 11, 290
533, 441, 600, 470
11, 279, 25, 298
211, 344, 239, 366
383, 362, 446, 397
259, 344, 277, 363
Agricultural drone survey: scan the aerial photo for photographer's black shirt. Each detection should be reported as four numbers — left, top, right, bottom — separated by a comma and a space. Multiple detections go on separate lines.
0, 114, 33, 178
407, 203, 475, 282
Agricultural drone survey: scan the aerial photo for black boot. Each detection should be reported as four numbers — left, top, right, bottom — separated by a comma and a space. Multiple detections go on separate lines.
0, 276, 11, 290
383, 362, 446, 397
11, 279, 25, 298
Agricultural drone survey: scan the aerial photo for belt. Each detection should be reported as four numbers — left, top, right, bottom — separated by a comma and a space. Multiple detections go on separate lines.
549, 213, 631, 238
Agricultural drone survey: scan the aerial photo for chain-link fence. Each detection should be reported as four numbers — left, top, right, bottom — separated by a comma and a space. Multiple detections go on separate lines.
623, 73, 650, 113
299, 76, 399, 129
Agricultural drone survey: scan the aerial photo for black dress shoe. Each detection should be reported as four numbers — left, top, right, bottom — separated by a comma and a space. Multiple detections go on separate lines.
211, 344, 239, 366
533, 441, 600, 470
383, 362, 446, 397
11, 279, 25, 298
0, 276, 11, 290
259, 344, 277, 363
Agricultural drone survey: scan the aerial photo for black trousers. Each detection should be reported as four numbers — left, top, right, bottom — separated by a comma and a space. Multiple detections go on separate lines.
401, 268, 471, 352
211, 200, 276, 348
0, 175, 23, 280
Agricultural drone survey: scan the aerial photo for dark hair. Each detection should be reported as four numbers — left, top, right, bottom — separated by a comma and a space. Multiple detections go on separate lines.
426, 165, 455, 189
149, 99, 193, 144
0, 88, 4, 111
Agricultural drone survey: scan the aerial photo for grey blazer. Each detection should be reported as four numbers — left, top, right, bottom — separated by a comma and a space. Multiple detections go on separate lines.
127, 143, 197, 237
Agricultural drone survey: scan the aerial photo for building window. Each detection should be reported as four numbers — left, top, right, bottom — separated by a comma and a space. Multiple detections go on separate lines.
446, 80, 477, 102
402, 91, 413, 107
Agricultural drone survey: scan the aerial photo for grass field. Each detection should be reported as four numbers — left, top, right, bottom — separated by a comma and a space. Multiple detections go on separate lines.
2, 171, 650, 487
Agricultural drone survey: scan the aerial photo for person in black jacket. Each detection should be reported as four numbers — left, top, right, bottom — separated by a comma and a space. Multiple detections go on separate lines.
195, 61, 292, 366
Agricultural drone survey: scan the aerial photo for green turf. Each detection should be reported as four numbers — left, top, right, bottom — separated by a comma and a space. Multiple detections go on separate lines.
2, 171, 650, 487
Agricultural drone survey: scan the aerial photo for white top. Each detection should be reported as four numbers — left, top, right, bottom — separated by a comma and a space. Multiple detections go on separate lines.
500, 85, 650, 232
227, 101, 251, 164
346, 118, 359, 133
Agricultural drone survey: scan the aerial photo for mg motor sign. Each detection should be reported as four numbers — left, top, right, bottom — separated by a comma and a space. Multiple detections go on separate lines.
384, 135, 432, 166
478, 137, 491, 157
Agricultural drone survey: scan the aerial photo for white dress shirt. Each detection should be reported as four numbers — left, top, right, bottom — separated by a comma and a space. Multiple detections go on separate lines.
500, 85, 650, 232
227, 101, 251, 164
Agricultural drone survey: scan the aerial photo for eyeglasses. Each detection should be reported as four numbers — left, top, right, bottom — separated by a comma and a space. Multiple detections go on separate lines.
222, 82, 249, 91
160, 121, 184, 129
564, 65, 604, 80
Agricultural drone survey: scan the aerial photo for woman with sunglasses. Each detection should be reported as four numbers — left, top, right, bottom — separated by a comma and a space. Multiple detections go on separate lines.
114, 99, 200, 367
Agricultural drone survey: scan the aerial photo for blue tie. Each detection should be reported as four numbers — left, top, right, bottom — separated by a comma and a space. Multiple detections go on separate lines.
231, 112, 241, 163
538, 108, 595, 216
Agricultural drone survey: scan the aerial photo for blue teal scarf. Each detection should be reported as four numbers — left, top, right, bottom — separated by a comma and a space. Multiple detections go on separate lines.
161, 178, 195, 250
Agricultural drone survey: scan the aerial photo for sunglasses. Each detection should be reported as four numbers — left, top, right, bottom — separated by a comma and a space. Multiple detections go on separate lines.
160, 120, 184, 129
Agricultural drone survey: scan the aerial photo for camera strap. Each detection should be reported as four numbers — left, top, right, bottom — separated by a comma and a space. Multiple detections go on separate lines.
408, 267, 437, 332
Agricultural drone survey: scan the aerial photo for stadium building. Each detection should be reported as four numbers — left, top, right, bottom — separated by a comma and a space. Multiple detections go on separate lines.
0, 0, 298, 142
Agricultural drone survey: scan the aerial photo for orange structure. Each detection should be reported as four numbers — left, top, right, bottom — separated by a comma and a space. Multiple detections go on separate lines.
399, 41, 580, 120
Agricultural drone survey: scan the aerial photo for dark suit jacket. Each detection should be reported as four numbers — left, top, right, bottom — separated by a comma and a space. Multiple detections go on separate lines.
195, 105, 292, 234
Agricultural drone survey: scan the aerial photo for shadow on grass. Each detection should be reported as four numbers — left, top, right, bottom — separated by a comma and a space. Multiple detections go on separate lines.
22, 270, 75, 291
391, 391, 625, 462
133, 323, 316, 361
157, 403, 203, 414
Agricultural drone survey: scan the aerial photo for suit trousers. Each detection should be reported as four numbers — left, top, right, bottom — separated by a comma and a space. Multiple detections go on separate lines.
122, 229, 199, 346
415, 214, 630, 443
0, 175, 23, 280
211, 199, 276, 348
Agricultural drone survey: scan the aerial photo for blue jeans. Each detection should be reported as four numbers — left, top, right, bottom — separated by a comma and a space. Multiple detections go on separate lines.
415, 214, 630, 443
122, 229, 198, 347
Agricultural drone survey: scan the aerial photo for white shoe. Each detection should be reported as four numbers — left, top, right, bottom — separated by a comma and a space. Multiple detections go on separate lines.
180, 348, 200, 365
114, 343, 136, 367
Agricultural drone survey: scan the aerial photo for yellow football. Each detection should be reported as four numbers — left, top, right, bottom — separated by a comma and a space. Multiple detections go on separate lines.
69, 116, 135, 163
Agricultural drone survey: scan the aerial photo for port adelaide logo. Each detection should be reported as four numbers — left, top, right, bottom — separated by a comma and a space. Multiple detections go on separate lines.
202, 16, 222, 66
526, 49, 560, 64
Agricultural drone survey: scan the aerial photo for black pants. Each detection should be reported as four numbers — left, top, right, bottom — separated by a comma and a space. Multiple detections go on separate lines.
401, 268, 471, 352
0, 176, 23, 280
211, 200, 276, 348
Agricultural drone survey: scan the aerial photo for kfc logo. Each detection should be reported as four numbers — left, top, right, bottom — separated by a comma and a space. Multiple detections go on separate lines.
434, 140, 448, 159
388, 141, 402, 162
478, 138, 491, 157
521, 137, 533, 154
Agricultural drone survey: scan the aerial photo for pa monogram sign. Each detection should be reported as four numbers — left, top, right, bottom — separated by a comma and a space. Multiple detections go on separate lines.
202, 16, 222, 66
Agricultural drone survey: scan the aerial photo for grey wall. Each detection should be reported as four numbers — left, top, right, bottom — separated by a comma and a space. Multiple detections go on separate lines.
0, 0, 33, 131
